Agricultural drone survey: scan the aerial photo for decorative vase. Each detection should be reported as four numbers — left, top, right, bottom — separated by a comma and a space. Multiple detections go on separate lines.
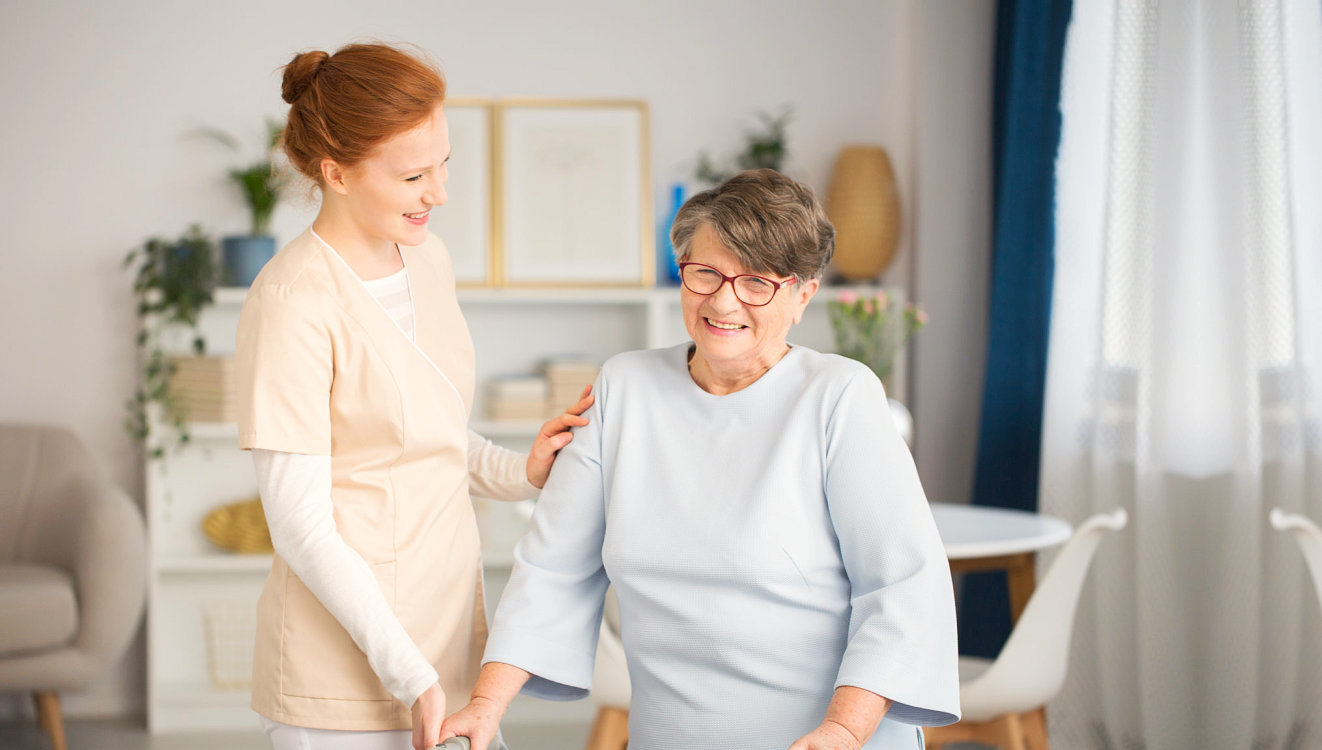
825, 146, 901, 281
658, 183, 685, 285
221, 235, 276, 287
888, 398, 914, 448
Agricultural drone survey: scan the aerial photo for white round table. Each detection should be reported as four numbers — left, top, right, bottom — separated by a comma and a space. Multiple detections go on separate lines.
929, 502, 1073, 622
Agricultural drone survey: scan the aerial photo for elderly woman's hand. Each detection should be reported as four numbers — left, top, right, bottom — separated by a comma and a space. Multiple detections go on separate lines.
787, 720, 864, 750
525, 385, 593, 489
438, 695, 505, 750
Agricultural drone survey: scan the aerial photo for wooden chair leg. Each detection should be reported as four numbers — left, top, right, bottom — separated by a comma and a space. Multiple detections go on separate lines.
991, 713, 1028, 750
1022, 707, 1050, 750
32, 692, 67, 750
924, 712, 1046, 750
584, 705, 629, 750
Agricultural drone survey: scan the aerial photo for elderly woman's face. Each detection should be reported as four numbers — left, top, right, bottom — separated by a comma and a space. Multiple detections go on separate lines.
681, 223, 819, 373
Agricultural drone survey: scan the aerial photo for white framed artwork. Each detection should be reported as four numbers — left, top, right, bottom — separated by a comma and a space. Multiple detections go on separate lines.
431, 99, 494, 286
496, 100, 652, 287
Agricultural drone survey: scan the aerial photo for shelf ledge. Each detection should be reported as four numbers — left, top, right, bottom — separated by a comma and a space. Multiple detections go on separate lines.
157, 554, 272, 574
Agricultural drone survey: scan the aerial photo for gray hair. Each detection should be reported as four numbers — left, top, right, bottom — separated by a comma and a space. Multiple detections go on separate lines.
670, 168, 835, 282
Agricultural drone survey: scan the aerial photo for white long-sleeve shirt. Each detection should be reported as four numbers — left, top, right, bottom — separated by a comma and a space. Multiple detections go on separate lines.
253, 266, 538, 709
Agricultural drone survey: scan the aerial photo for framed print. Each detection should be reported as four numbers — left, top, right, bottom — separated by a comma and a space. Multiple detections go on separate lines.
431, 99, 494, 286
496, 100, 652, 286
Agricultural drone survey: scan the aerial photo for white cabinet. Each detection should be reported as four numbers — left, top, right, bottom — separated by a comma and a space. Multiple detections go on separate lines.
143, 283, 895, 732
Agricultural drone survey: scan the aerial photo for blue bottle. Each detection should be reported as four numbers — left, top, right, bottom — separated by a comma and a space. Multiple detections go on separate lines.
658, 183, 685, 285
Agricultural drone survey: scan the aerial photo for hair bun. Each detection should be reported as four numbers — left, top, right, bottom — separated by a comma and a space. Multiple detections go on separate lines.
282, 50, 330, 104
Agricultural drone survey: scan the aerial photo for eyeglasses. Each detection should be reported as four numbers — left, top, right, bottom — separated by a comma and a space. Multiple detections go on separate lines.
677, 262, 796, 307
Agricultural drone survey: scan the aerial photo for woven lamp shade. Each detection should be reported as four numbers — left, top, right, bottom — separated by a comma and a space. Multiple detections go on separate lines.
825, 146, 901, 281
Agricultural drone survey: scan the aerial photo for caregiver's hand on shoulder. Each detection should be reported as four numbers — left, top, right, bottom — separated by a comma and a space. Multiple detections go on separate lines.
526, 384, 593, 489
788, 720, 864, 750
439, 695, 505, 750
411, 682, 446, 750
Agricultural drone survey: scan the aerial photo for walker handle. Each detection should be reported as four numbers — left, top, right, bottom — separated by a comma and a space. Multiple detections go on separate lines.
437, 738, 470, 750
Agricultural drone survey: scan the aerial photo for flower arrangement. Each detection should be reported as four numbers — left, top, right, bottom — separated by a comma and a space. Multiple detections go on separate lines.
827, 290, 927, 385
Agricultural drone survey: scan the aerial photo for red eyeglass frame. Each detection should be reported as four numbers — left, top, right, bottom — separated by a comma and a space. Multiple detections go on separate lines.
677, 262, 797, 307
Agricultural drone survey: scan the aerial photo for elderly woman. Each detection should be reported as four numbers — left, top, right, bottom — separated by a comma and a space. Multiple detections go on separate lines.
442, 169, 960, 749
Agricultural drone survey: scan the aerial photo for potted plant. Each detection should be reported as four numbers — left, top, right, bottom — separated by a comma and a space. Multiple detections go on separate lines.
208, 120, 285, 286
695, 106, 793, 185
123, 224, 220, 458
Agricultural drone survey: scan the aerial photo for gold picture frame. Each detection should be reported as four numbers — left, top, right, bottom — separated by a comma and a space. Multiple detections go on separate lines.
435, 98, 497, 287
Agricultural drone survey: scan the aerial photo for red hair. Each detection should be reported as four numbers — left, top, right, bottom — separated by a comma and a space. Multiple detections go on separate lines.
280, 43, 447, 181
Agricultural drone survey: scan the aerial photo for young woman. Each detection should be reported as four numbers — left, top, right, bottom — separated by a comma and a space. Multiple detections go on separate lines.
235, 43, 590, 750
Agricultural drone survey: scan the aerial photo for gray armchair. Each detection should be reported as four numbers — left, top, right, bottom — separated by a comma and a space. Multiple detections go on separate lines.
0, 424, 146, 750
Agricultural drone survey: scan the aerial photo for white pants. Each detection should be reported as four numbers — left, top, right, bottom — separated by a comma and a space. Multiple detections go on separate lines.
262, 717, 507, 750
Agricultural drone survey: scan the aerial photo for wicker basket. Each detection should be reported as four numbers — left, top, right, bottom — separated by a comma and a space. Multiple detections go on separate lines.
202, 498, 273, 554
202, 600, 256, 690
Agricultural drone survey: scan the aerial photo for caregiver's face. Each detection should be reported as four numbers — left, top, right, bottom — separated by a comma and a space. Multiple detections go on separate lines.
337, 103, 451, 249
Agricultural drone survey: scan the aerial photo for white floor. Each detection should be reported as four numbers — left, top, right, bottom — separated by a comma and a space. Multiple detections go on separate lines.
0, 718, 590, 750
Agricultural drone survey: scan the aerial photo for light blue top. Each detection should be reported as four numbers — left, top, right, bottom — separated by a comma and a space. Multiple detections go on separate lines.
484, 343, 960, 749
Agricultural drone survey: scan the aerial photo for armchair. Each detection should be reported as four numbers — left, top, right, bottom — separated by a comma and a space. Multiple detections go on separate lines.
0, 423, 147, 750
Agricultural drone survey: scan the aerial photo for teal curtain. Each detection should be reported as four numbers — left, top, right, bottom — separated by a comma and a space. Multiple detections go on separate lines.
958, 0, 1073, 659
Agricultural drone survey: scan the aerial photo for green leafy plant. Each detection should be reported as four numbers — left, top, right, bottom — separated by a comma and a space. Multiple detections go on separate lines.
696, 106, 793, 185
828, 289, 927, 386
123, 224, 219, 458
205, 120, 286, 235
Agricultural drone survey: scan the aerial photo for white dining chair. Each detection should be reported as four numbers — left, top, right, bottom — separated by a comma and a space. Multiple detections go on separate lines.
1269, 508, 1322, 609
925, 507, 1128, 750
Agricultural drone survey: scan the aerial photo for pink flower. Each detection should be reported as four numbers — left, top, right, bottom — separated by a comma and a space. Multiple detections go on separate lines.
862, 299, 875, 315
916, 309, 929, 325
875, 291, 889, 308
838, 290, 858, 304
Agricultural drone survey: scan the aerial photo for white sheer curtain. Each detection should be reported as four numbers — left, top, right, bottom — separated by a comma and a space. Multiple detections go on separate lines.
1042, 0, 1322, 747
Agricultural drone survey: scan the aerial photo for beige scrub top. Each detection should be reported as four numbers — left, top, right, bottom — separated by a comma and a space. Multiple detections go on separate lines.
236, 229, 524, 731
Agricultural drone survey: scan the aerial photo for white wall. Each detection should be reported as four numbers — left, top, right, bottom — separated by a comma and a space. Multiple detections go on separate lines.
0, 0, 992, 719
910, 2, 996, 508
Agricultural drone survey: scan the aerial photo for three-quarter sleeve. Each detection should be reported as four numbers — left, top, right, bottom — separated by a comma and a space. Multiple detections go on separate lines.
481, 376, 610, 701
237, 284, 333, 454
823, 371, 961, 727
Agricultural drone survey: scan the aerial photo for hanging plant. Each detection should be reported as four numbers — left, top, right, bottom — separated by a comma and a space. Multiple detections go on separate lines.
123, 224, 219, 458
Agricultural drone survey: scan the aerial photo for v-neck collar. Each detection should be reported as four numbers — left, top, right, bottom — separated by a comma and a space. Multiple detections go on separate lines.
310, 229, 468, 416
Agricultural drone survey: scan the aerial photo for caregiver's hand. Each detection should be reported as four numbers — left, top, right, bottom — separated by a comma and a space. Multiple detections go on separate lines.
526, 384, 593, 489
411, 682, 446, 750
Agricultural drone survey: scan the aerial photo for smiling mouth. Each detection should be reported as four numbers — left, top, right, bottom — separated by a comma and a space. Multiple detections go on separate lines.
404, 211, 429, 220
706, 318, 746, 330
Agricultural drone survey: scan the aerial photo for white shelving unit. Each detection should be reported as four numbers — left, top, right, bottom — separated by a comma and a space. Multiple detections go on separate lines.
144, 282, 897, 732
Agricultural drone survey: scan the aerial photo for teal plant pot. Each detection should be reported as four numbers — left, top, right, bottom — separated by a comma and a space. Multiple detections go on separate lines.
221, 235, 276, 287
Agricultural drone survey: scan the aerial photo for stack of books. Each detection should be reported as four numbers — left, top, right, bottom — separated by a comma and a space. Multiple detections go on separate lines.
169, 356, 237, 423
486, 375, 550, 421
544, 359, 600, 415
